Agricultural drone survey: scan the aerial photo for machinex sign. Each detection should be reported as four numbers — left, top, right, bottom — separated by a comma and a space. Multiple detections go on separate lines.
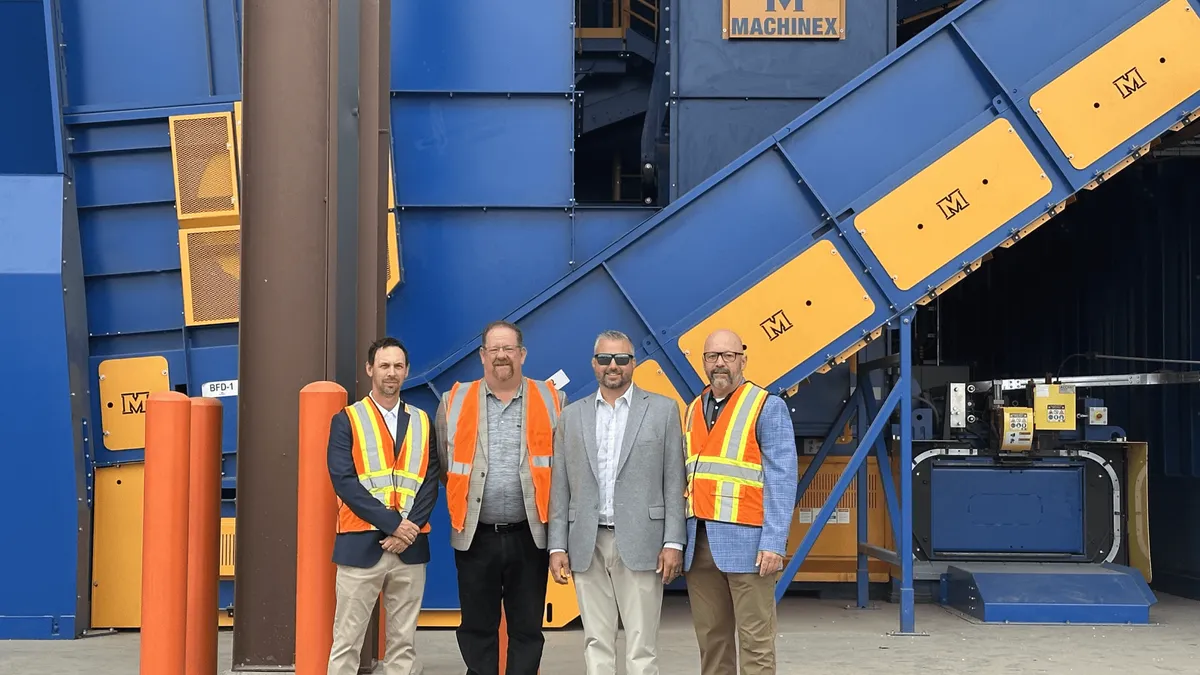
723, 0, 847, 40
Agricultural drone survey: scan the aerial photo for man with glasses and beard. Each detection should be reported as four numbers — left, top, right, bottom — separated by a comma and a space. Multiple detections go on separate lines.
681, 328, 797, 675
547, 330, 686, 675
436, 320, 568, 675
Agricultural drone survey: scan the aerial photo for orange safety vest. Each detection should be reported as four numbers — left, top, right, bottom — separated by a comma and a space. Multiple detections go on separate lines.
443, 377, 562, 531
336, 396, 433, 535
683, 381, 770, 527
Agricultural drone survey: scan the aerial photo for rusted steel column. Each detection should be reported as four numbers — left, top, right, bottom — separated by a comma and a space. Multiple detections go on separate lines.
235, 0, 341, 668
356, 0, 392, 395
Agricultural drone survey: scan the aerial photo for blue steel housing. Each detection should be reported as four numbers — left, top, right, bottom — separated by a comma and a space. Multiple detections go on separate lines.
2, 0, 1200, 643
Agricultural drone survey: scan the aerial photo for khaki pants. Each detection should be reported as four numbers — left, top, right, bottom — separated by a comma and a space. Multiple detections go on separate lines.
684, 525, 778, 675
573, 528, 664, 675
328, 554, 426, 675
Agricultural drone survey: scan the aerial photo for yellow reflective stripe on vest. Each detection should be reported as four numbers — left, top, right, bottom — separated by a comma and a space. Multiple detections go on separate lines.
346, 400, 392, 505
393, 404, 429, 517
683, 456, 764, 486
721, 384, 767, 461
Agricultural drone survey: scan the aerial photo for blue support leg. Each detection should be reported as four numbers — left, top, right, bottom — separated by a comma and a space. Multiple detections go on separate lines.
776, 381, 903, 604
892, 309, 926, 637
855, 390, 871, 609
861, 372, 901, 543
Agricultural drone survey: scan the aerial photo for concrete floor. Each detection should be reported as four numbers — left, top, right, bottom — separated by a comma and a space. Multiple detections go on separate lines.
4, 592, 1200, 674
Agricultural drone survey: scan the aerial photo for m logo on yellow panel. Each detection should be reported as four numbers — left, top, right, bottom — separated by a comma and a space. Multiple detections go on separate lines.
760, 310, 793, 342
936, 189, 969, 220
1113, 67, 1146, 99
121, 391, 150, 415
766, 0, 803, 10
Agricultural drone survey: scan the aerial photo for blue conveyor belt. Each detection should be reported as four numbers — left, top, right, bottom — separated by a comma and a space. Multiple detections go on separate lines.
408, 0, 1200, 409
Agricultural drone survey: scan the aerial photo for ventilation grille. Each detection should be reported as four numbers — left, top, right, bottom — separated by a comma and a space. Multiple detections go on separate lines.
170, 112, 240, 227
797, 462, 881, 510
220, 517, 236, 577
180, 225, 241, 325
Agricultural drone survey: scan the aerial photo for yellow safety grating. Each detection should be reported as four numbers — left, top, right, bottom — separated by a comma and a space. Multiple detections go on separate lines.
169, 112, 240, 228
220, 517, 236, 578
386, 143, 400, 295
97, 355, 170, 451
180, 225, 241, 325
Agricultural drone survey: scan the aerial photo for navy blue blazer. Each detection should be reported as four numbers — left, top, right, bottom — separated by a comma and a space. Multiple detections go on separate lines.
325, 399, 441, 568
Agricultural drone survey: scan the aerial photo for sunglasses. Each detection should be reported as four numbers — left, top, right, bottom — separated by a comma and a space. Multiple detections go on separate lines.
594, 353, 634, 366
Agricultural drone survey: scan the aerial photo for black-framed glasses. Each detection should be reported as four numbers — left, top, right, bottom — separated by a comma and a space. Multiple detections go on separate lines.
594, 353, 634, 366
702, 351, 743, 363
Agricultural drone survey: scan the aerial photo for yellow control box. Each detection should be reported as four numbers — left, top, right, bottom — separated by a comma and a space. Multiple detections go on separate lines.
998, 407, 1034, 451
1034, 383, 1076, 431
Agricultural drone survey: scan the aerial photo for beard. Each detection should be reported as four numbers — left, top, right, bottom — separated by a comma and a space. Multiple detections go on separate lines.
601, 369, 625, 388
492, 359, 515, 380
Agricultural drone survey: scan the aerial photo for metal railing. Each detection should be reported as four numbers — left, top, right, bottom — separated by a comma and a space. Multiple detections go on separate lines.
576, 0, 658, 43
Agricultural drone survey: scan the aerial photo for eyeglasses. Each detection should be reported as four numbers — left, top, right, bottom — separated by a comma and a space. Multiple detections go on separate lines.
594, 353, 633, 366
702, 351, 743, 363
483, 345, 521, 355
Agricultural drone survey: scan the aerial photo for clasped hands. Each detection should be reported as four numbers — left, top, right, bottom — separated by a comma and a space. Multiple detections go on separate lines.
381, 519, 420, 554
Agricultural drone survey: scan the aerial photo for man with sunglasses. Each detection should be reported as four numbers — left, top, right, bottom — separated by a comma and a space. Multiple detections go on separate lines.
682, 328, 797, 675
547, 330, 686, 675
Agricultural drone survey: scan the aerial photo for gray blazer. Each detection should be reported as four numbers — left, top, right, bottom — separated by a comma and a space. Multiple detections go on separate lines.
435, 378, 568, 552
547, 383, 686, 573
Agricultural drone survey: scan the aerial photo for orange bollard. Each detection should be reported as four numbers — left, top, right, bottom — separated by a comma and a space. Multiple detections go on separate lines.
295, 381, 349, 675
185, 397, 222, 675
140, 391, 192, 675
499, 609, 508, 675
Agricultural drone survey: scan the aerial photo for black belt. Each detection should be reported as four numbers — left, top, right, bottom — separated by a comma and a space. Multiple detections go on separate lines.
481, 521, 526, 533
599, 523, 615, 530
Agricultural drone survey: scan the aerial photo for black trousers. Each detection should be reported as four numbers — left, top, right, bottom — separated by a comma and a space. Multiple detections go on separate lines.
455, 522, 549, 675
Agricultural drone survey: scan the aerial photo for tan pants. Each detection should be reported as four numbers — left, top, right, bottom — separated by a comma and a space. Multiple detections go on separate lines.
684, 525, 778, 675
573, 528, 665, 675
328, 554, 426, 675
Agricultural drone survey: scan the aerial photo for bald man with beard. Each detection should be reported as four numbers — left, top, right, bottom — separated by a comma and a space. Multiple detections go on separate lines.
681, 329, 798, 675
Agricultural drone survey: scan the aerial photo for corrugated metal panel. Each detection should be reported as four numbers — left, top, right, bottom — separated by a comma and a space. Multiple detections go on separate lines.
70, 112, 241, 481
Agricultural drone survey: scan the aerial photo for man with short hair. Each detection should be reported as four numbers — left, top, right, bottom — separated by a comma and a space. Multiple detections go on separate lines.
548, 329, 686, 675
682, 328, 798, 675
436, 320, 568, 675
326, 337, 439, 675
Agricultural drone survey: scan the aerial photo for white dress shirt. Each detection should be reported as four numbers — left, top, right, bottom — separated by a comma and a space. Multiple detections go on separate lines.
370, 393, 400, 442
595, 385, 634, 526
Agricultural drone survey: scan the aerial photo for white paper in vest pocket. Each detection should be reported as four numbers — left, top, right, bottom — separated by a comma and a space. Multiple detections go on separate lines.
547, 369, 570, 390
